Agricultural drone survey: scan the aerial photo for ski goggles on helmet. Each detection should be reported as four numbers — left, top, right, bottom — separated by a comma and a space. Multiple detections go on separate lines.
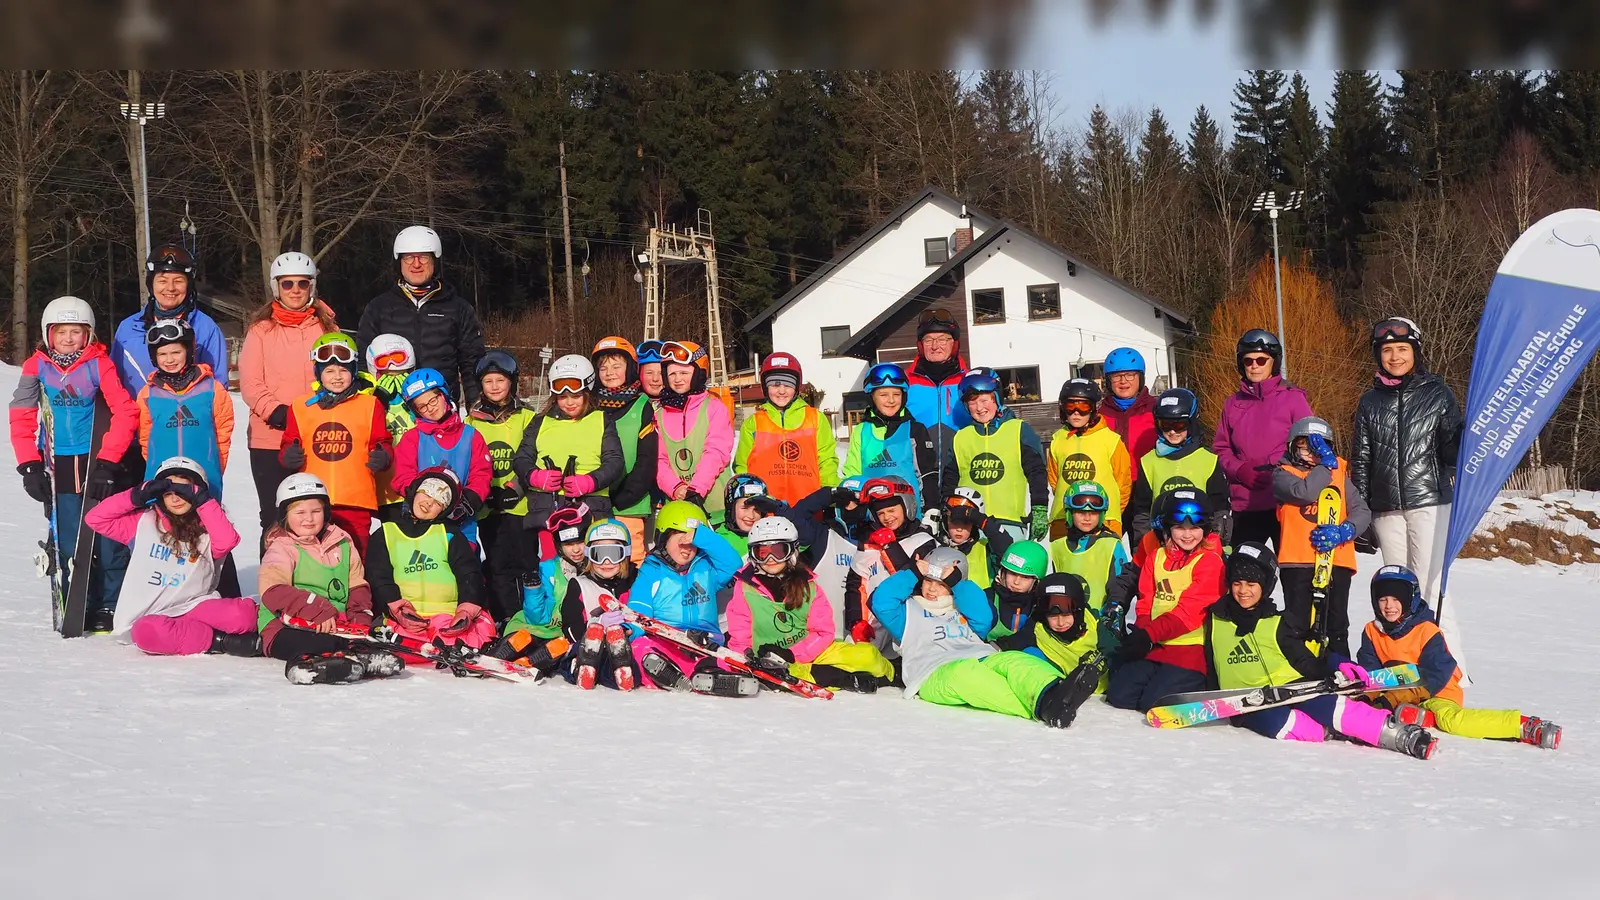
1061, 398, 1093, 415
660, 341, 706, 365
476, 349, 519, 378
312, 341, 359, 364
918, 310, 959, 339
1068, 491, 1109, 513
1372, 318, 1418, 342
144, 320, 190, 346
945, 495, 983, 517
862, 480, 909, 504
1166, 500, 1205, 526
728, 481, 768, 501
636, 340, 664, 364
550, 377, 587, 395
750, 540, 797, 563
585, 543, 629, 565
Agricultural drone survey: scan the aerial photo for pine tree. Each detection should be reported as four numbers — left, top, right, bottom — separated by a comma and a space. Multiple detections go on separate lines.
1537, 70, 1600, 179
1323, 70, 1391, 280
1138, 108, 1182, 181
1231, 69, 1289, 191
971, 69, 1038, 222
1386, 70, 1496, 200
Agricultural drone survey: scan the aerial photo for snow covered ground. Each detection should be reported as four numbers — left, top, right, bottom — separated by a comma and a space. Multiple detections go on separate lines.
0, 363, 1595, 898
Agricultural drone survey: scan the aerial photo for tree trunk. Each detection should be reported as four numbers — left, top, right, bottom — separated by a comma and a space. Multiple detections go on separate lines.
252, 71, 281, 293
11, 72, 31, 363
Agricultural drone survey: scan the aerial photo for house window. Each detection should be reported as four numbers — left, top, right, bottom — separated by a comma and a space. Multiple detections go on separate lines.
971, 288, 1005, 325
1027, 283, 1061, 320
924, 237, 949, 266
877, 346, 918, 365
820, 325, 850, 355
995, 366, 1042, 404
1073, 362, 1105, 383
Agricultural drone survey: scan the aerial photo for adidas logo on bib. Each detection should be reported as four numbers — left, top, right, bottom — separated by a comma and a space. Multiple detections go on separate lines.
404, 549, 440, 573
165, 405, 200, 429
1225, 638, 1259, 666
867, 449, 897, 468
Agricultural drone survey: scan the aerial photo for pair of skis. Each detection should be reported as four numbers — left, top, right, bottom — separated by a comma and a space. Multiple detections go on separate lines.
595, 594, 834, 699
280, 615, 541, 683
36, 395, 111, 637
1144, 663, 1421, 729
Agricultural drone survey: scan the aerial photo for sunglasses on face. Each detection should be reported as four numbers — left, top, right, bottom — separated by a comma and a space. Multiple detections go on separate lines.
750, 541, 796, 563
586, 543, 628, 565
312, 342, 358, 364
279, 279, 312, 291
1242, 355, 1274, 368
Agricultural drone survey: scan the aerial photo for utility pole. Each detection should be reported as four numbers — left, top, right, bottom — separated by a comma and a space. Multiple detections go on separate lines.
120, 88, 165, 263
559, 138, 575, 349
1252, 189, 1304, 378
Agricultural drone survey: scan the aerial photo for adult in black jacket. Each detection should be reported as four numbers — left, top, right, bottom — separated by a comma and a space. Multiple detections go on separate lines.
357, 225, 486, 402
1350, 317, 1468, 675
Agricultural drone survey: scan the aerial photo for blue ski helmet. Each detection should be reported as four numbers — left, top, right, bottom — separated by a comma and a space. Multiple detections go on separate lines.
401, 368, 450, 404
724, 472, 769, 510
958, 367, 1002, 401
864, 363, 910, 394
1104, 347, 1145, 376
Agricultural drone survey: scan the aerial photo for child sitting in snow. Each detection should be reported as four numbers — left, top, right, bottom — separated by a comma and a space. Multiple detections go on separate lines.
995, 572, 1108, 694
365, 467, 496, 649
869, 548, 1093, 728
627, 499, 746, 695
256, 473, 405, 685
489, 505, 593, 680
1201, 543, 1437, 759
84, 456, 261, 657
1359, 565, 1561, 750
726, 516, 895, 693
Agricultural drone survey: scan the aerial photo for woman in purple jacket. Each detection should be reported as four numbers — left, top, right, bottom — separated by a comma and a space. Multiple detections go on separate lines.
1211, 330, 1313, 549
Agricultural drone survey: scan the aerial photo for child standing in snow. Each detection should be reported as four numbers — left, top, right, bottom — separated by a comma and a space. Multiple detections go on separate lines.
627, 499, 746, 694
1359, 565, 1561, 749
256, 473, 405, 684
1202, 543, 1438, 759
870, 547, 1091, 727
364, 333, 418, 521
84, 456, 261, 657
365, 467, 496, 649
727, 516, 895, 693
11, 296, 139, 634
136, 318, 233, 501
468, 350, 540, 623
391, 368, 492, 545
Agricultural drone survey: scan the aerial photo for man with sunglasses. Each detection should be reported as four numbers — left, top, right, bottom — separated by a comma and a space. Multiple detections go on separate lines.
903, 310, 971, 493
1213, 329, 1313, 550
356, 225, 486, 403
1351, 317, 1467, 676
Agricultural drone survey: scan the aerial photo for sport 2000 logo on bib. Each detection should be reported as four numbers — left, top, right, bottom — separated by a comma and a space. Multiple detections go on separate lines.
312, 422, 353, 461
1058, 452, 1096, 485
969, 451, 1005, 485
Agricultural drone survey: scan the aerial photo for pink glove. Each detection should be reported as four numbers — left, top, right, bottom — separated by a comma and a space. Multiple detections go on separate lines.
563, 473, 596, 496
444, 603, 484, 634
527, 469, 564, 492
1337, 661, 1377, 689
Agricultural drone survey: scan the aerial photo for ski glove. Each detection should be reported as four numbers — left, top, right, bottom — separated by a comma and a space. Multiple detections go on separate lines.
446, 603, 484, 633
386, 600, 425, 627
1309, 522, 1357, 552
830, 485, 859, 509
746, 495, 785, 517
683, 489, 705, 507
1336, 661, 1378, 689
527, 469, 564, 492
1307, 435, 1339, 469
1028, 504, 1051, 541
18, 461, 50, 504
1119, 625, 1153, 662
166, 481, 211, 508
281, 440, 307, 471
85, 465, 119, 500
130, 478, 173, 507
597, 608, 626, 628
850, 619, 876, 645
265, 404, 290, 431
684, 628, 718, 649
562, 473, 596, 497
867, 527, 898, 549
366, 446, 390, 472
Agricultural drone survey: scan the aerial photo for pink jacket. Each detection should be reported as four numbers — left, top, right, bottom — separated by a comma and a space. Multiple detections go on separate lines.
391, 409, 493, 503
237, 306, 333, 451
257, 522, 373, 656
85, 488, 240, 558
724, 568, 836, 663
655, 392, 735, 497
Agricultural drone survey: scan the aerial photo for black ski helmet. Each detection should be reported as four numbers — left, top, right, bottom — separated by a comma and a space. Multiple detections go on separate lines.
1058, 377, 1102, 424
1235, 329, 1283, 378
1226, 541, 1278, 596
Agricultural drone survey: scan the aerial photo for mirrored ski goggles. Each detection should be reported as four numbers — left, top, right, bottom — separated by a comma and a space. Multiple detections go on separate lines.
1067, 492, 1108, 512
144, 320, 189, 346
862, 482, 906, 502
945, 496, 983, 515
1061, 399, 1093, 415
660, 341, 706, 365
1372, 318, 1417, 342
1166, 501, 1205, 526
585, 543, 629, 565
550, 377, 587, 394
372, 350, 412, 371
729, 482, 768, 501
749, 541, 797, 563
312, 341, 359, 364
636, 340, 665, 363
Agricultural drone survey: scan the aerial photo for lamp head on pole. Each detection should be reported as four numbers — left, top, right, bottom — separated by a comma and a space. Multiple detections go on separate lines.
118, 101, 166, 124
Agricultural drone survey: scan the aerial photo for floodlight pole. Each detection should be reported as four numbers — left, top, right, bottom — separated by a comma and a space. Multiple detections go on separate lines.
1253, 189, 1304, 379
120, 101, 166, 260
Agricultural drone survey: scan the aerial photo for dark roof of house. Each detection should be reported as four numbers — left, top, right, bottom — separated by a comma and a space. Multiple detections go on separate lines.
742, 185, 995, 332
831, 222, 1192, 360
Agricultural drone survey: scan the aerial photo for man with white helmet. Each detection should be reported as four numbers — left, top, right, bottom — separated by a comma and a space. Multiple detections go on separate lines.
356, 225, 485, 403
10, 296, 140, 633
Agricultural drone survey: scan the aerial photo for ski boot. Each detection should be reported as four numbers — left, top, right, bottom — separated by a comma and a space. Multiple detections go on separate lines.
604, 624, 635, 691
349, 648, 406, 679
641, 651, 691, 692
575, 619, 606, 690
811, 665, 879, 694
207, 629, 262, 658
1035, 658, 1103, 729
689, 657, 760, 698
1393, 703, 1436, 729
286, 652, 368, 685
85, 608, 115, 635
1377, 714, 1438, 760
1521, 716, 1562, 750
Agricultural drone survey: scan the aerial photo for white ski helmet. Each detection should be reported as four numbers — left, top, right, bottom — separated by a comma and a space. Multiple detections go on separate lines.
153, 455, 209, 489
746, 515, 799, 547
276, 472, 330, 509
922, 546, 970, 587
41, 295, 95, 341
269, 251, 318, 299
393, 225, 443, 259
548, 354, 595, 393
365, 333, 417, 375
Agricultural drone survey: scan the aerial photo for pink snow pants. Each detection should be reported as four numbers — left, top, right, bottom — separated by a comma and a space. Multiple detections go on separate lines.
129, 598, 259, 655
630, 636, 704, 689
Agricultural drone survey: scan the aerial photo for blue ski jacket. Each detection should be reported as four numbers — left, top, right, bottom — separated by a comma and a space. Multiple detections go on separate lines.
628, 525, 742, 639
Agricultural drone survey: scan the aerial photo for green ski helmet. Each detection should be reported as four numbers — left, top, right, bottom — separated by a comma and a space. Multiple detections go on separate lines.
998, 540, 1049, 579
1065, 481, 1110, 513
655, 499, 708, 535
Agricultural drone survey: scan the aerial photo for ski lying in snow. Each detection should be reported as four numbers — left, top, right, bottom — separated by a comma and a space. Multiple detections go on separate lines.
595, 594, 833, 699
1144, 664, 1421, 729
280, 615, 541, 683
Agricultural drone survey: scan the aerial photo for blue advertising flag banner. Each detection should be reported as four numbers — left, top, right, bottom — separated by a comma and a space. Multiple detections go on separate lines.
1444, 209, 1600, 595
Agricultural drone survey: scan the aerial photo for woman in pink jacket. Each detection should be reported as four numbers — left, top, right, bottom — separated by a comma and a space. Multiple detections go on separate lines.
654, 340, 735, 523
1212, 329, 1314, 550
237, 251, 337, 539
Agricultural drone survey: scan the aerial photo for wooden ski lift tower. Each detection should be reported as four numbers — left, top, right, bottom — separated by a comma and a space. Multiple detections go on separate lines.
641, 208, 727, 386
